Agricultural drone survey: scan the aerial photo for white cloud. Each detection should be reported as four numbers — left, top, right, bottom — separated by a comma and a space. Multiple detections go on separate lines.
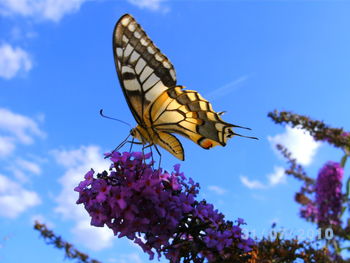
0, 0, 34, 16
268, 126, 321, 166
207, 185, 227, 195
53, 145, 114, 250
127, 0, 168, 12
72, 218, 114, 251
240, 166, 286, 189
53, 146, 98, 168
0, 109, 44, 218
0, 43, 32, 79
11, 168, 27, 182
16, 158, 41, 175
7, 158, 42, 182
10, 26, 38, 40
267, 166, 286, 186
240, 175, 266, 189
0, 108, 45, 157
242, 126, 320, 191
0, 108, 45, 143
0, 174, 41, 218
53, 146, 107, 220
0, 0, 90, 22
40, 0, 88, 22
0, 136, 15, 157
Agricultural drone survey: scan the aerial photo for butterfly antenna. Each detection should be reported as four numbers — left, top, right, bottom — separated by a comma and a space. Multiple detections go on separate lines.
231, 124, 252, 130
232, 132, 258, 140
218, 111, 252, 130
100, 109, 131, 128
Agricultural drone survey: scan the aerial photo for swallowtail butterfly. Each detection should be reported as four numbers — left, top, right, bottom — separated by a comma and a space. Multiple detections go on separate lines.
113, 14, 254, 161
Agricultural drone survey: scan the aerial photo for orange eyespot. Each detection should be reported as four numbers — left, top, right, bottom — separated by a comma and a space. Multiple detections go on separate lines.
199, 138, 214, 149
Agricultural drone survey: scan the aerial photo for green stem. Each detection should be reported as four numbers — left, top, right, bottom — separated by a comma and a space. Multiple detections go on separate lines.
340, 246, 350, 251
332, 239, 341, 255
340, 153, 348, 168
346, 177, 350, 198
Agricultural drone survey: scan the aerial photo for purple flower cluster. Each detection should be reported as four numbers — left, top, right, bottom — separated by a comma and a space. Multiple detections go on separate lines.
315, 161, 343, 226
300, 162, 343, 227
300, 202, 318, 223
75, 151, 254, 262
342, 132, 350, 137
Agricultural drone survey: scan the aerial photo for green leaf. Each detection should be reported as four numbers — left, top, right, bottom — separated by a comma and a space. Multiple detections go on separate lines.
342, 206, 346, 215
345, 146, 350, 156
340, 154, 348, 168
346, 177, 350, 198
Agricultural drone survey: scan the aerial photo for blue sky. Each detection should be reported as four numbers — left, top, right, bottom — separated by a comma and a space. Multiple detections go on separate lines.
1, 1, 350, 262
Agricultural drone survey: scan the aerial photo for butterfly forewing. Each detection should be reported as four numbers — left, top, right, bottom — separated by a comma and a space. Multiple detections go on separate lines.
113, 14, 177, 125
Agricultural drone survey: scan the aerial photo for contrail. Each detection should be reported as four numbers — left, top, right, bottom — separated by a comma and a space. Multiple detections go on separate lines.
205, 74, 250, 101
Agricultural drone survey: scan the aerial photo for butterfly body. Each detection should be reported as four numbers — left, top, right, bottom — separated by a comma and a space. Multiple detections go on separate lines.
113, 14, 247, 161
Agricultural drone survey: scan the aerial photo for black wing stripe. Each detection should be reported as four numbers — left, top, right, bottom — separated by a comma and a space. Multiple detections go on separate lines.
115, 14, 176, 87
114, 14, 177, 125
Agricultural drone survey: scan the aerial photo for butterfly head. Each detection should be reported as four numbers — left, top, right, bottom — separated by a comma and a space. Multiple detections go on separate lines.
130, 126, 150, 145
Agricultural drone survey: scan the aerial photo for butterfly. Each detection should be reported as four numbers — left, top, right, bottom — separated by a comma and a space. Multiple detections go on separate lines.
113, 14, 255, 161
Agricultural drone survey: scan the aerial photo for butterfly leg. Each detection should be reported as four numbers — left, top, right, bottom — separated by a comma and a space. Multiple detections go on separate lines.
153, 144, 162, 168
142, 143, 154, 166
142, 143, 154, 149
128, 137, 147, 153
127, 141, 143, 145
129, 137, 135, 152
142, 143, 162, 168
149, 146, 155, 168
105, 133, 131, 159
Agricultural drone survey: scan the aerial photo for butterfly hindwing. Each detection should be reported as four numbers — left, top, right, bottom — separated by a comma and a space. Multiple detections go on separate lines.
113, 14, 177, 125
153, 131, 184, 161
146, 86, 234, 150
